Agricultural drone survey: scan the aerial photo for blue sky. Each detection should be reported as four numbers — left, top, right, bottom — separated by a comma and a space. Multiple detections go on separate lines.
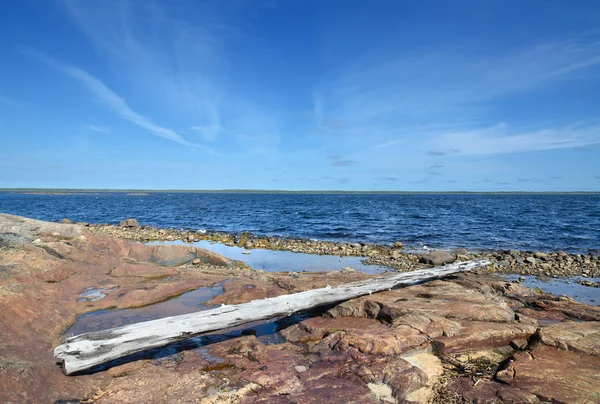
1, 0, 599, 191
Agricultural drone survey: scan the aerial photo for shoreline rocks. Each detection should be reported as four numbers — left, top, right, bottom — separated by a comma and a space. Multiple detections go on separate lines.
119, 218, 140, 228
87, 219, 600, 278
1, 213, 599, 403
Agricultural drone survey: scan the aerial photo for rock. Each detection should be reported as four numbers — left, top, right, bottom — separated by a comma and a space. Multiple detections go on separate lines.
419, 251, 455, 265
509, 249, 520, 257
452, 248, 467, 256
497, 344, 600, 403
119, 218, 140, 228
525, 257, 536, 265
533, 252, 548, 259
536, 321, 600, 355
3, 214, 600, 404
60, 218, 74, 224
394, 241, 404, 249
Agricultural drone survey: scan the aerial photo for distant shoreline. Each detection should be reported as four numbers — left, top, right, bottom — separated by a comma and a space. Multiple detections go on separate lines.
1, 188, 599, 195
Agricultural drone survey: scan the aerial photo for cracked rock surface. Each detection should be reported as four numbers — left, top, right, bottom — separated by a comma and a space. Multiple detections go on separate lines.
0, 214, 599, 403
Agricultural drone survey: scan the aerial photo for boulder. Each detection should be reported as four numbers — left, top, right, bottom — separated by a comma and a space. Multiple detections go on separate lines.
60, 218, 74, 224
452, 248, 468, 256
419, 251, 455, 265
119, 218, 140, 228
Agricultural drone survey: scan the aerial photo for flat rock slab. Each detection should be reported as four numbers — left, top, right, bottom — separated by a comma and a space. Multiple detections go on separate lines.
497, 344, 600, 403
537, 321, 600, 355
1, 214, 600, 403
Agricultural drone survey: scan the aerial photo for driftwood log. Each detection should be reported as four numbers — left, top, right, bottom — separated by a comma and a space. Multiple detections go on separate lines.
55, 260, 488, 374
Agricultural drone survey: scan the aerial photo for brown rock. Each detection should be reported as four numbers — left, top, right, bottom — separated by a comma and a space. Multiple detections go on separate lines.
452, 378, 542, 404
452, 248, 468, 256
2, 213, 599, 404
536, 321, 600, 355
110, 263, 174, 278
498, 345, 600, 403
119, 218, 140, 228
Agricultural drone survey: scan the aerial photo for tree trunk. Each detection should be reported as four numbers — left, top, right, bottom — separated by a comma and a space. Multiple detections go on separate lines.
55, 259, 488, 374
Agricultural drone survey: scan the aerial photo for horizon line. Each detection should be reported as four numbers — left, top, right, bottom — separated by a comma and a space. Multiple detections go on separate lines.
1, 188, 599, 194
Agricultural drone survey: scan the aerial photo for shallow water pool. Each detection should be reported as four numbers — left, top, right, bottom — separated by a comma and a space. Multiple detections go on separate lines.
147, 239, 388, 274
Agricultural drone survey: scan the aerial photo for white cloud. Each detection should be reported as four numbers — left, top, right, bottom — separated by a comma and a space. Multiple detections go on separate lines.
313, 35, 600, 150
189, 125, 223, 141
431, 122, 600, 156
22, 47, 208, 149
85, 125, 110, 133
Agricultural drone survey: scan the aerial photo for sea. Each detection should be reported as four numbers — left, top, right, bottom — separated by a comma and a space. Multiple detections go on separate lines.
0, 192, 598, 254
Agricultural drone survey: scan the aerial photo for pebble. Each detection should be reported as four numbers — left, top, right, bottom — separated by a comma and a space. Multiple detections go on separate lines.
88, 221, 600, 278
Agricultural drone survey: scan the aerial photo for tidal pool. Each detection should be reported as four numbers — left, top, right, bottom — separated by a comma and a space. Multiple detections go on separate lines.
66, 283, 224, 337
147, 239, 388, 274
501, 274, 600, 306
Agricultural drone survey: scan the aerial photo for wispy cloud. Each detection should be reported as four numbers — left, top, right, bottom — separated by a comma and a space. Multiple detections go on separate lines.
374, 176, 399, 181
327, 155, 358, 167
518, 178, 546, 183
189, 125, 223, 142
86, 125, 110, 133
313, 34, 600, 154
331, 159, 358, 167
22, 48, 209, 149
62, 0, 277, 149
431, 122, 600, 156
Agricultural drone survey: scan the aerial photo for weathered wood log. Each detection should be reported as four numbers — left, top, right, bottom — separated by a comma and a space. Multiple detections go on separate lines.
55, 260, 488, 374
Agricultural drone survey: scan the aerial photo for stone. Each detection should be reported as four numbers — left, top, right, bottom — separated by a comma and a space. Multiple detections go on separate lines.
509, 249, 520, 257
419, 251, 455, 265
119, 218, 140, 228
394, 241, 404, 249
2, 213, 600, 403
536, 321, 600, 355
497, 344, 600, 403
60, 218, 74, 224
452, 248, 468, 256
525, 257, 536, 264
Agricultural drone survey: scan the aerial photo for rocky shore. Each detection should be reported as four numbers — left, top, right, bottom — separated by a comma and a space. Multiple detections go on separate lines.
1, 214, 599, 403
86, 218, 600, 278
